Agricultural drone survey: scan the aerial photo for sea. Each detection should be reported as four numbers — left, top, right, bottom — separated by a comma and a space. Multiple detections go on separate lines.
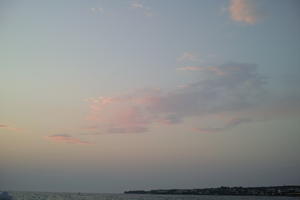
7, 192, 300, 200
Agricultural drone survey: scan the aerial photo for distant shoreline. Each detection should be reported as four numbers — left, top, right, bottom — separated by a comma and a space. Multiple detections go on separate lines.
124, 185, 300, 197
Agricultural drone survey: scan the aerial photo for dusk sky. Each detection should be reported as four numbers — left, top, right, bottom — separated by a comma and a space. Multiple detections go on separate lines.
1, 0, 300, 193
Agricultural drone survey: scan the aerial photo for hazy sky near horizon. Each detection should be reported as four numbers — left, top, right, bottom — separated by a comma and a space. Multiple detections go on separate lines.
1, 0, 300, 193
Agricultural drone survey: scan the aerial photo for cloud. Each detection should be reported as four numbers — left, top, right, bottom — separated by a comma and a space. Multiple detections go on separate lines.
152, 64, 265, 119
131, 1, 144, 9
86, 88, 161, 133
177, 66, 225, 75
177, 66, 202, 71
46, 134, 94, 145
108, 126, 148, 134
243, 96, 300, 121
130, 0, 154, 17
177, 52, 200, 62
157, 114, 182, 125
228, 0, 260, 24
193, 117, 253, 133
86, 62, 270, 133
0, 124, 21, 132
90, 7, 103, 13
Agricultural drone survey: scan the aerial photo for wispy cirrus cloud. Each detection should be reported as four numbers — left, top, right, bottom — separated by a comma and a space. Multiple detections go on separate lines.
85, 62, 270, 134
46, 134, 94, 145
228, 0, 261, 25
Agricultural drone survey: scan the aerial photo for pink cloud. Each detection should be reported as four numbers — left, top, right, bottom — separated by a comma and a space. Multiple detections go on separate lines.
0, 124, 22, 132
177, 66, 225, 75
46, 134, 94, 145
228, 0, 260, 24
86, 90, 161, 133
85, 63, 266, 133
83, 62, 299, 134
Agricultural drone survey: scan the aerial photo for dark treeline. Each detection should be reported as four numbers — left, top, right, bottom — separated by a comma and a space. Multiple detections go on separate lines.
125, 185, 300, 197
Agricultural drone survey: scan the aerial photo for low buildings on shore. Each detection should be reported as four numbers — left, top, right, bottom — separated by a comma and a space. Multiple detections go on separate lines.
125, 185, 300, 196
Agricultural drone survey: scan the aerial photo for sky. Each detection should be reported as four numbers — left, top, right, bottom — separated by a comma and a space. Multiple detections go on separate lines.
0, 0, 300, 193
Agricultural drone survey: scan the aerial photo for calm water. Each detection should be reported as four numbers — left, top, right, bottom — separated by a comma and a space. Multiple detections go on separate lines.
8, 192, 300, 200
